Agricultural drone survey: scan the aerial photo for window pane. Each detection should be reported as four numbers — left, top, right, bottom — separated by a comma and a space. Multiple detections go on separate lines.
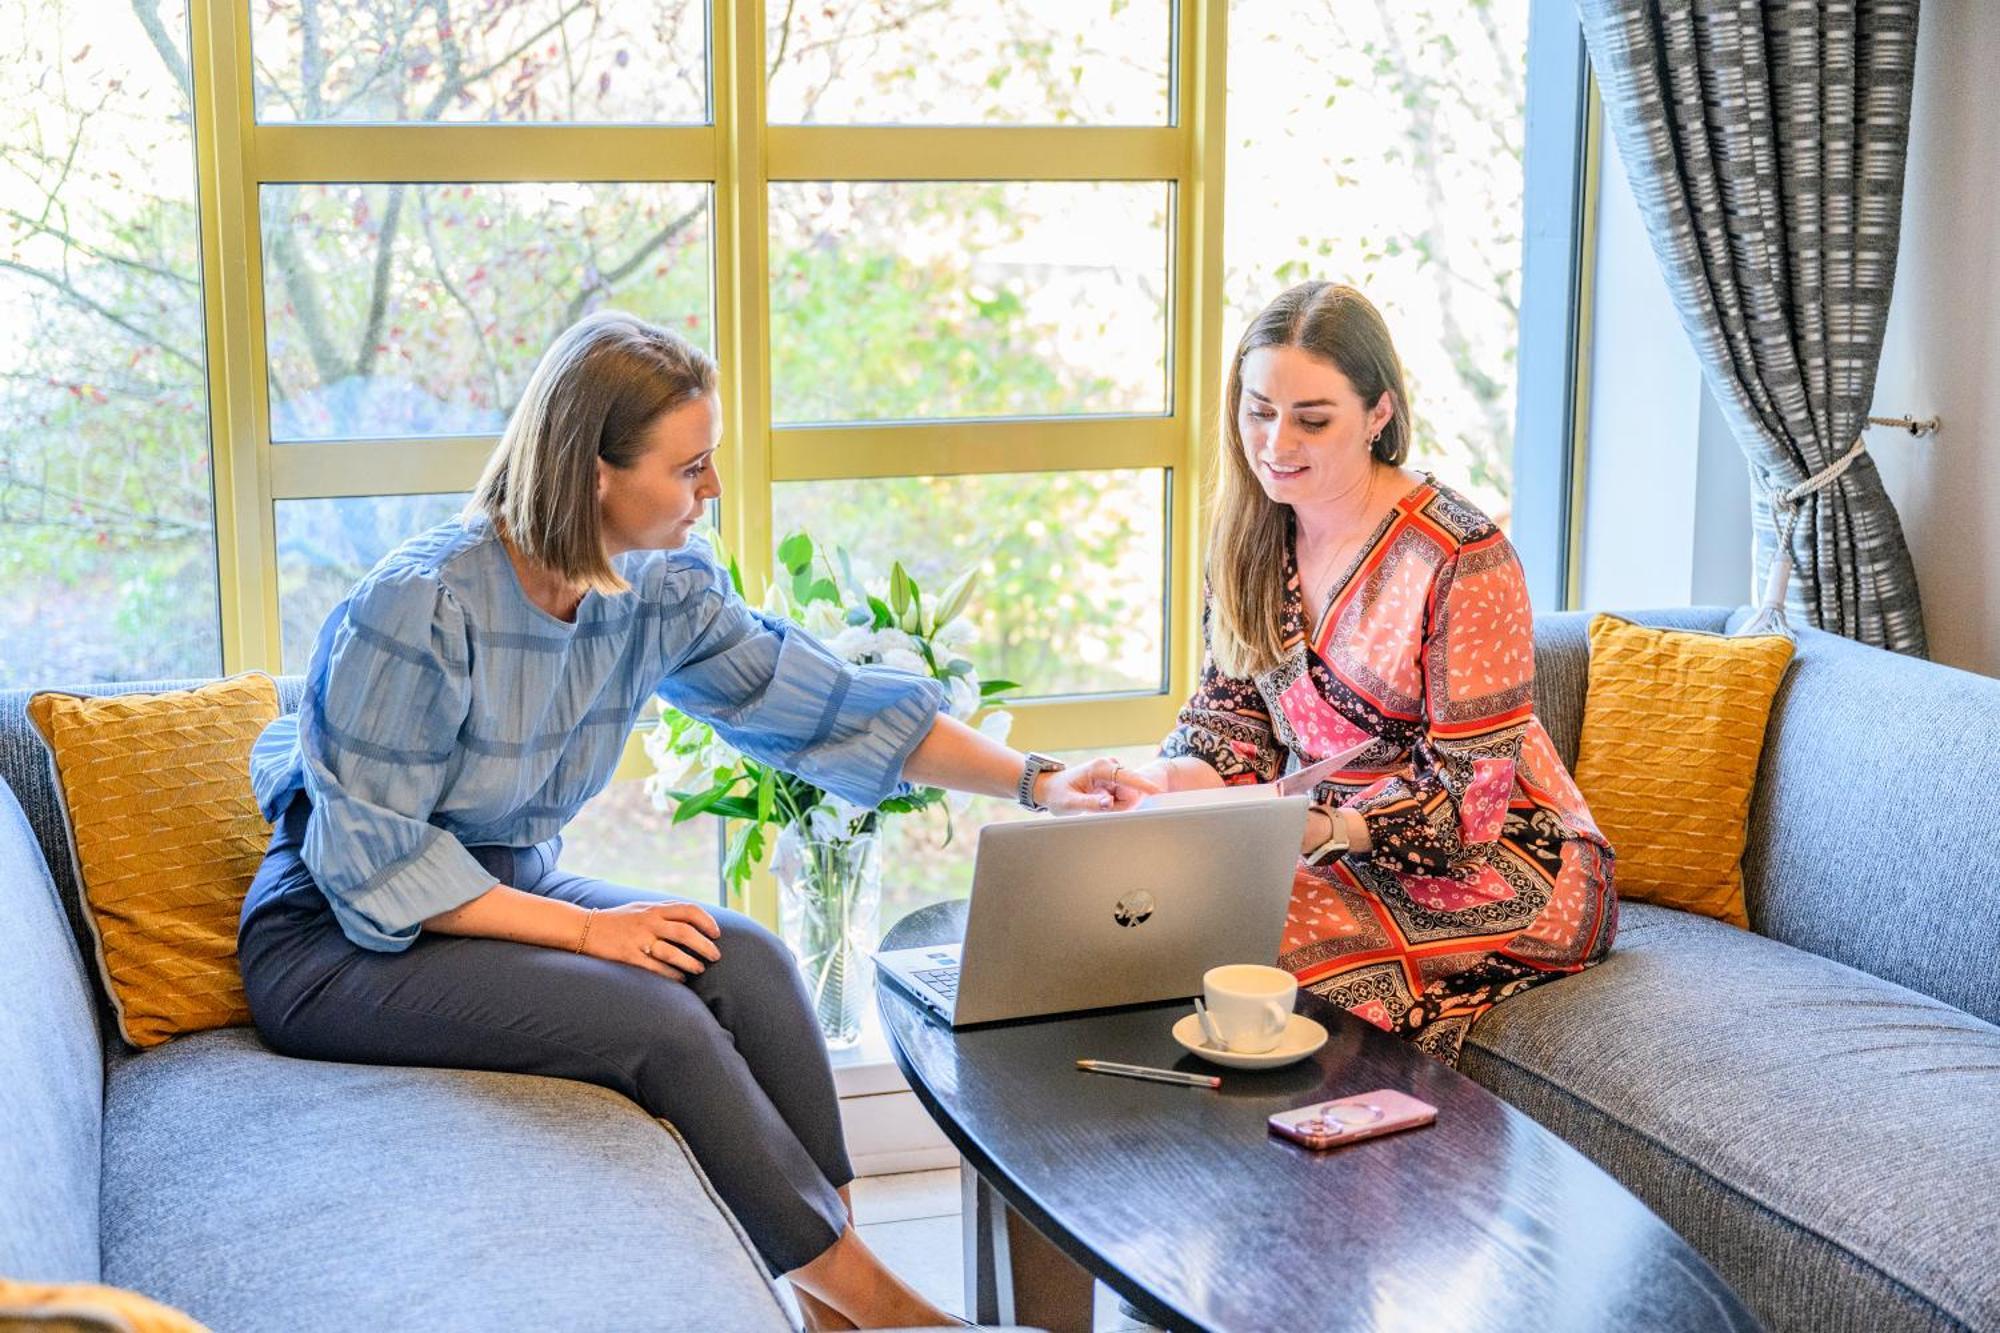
767, 1, 1171, 126
1224, 1, 1528, 524
773, 470, 1166, 699
879, 744, 1157, 932
276, 493, 468, 672
262, 182, 711, 441
559, 775, 724, 906
1, 1, 219, 688
251, 2, 708, 125
769, 182, 1169, 424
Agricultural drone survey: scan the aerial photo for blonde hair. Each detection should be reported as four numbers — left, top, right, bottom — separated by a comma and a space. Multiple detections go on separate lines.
469, 310, 717, 594
1207, 282, 1413, 678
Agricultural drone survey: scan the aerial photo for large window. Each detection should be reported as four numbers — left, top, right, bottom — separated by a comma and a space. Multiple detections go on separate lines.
3, 1, 1582, 919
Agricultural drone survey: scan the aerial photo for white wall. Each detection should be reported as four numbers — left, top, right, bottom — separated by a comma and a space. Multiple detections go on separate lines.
1578, 2, 1997, 678
1869, 0, 2000, 678
1577, 124, 1751, 613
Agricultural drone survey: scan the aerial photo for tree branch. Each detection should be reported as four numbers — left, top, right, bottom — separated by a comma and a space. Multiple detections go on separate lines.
413, 188, 504, 407
127, 0, 191, 105
560, 202, 705, 329
352, 183, 408, 379
0, 258, 204, 374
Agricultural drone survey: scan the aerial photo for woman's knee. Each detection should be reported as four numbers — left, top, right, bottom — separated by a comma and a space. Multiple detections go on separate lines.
712, 910, 801, 982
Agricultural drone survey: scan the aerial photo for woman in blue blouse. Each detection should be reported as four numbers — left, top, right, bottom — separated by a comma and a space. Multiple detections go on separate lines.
237, 310, 1153, 1329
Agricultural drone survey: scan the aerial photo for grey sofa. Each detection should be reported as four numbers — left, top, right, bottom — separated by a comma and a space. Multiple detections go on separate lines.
0, 679, 796, 1331
1461, 609, 2000, 1333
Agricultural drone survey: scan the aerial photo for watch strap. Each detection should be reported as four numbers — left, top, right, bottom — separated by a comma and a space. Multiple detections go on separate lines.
1305, 803, 1351, 865
1017, 752, 1066, 811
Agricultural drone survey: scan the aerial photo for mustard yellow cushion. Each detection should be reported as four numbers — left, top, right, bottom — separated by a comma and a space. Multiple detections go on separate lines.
27, 676, 277, 1047
1573, 615, 1794, 929
0, 1278, 210, 1332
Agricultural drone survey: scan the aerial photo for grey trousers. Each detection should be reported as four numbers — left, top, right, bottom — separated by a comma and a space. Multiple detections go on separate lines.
238, 796, 852, 1274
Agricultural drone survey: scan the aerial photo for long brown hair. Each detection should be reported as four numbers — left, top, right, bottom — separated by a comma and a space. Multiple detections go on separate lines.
1207, 282, 1413, 678
469, 310, 716, 594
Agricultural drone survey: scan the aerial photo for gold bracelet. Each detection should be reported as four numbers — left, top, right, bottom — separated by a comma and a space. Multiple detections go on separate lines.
574, 908, 595, 954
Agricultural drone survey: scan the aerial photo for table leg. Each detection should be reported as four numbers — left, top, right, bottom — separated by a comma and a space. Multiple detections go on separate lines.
960, 1162, 1095, 1332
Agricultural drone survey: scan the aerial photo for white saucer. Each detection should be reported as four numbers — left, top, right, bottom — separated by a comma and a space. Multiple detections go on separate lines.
1171, 1011, 1328, 1070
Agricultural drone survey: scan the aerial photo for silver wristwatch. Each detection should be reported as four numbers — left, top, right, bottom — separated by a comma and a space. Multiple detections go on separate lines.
1017, 752, 1066, 811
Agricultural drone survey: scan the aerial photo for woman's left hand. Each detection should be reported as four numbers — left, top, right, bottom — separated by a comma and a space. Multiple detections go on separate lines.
1035, 757, 1161, 815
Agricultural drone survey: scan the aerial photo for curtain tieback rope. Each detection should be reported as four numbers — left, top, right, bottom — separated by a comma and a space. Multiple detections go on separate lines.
1738, 433, 1871, 637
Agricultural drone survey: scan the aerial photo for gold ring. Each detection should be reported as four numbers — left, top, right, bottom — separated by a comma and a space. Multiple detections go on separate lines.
643, 942, 654, 958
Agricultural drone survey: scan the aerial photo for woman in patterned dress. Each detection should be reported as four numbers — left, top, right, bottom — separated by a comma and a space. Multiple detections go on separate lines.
1134, 281, 1616, 1066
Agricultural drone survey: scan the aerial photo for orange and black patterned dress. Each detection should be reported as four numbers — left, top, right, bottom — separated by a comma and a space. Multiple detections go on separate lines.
1161, 473, 1616, 1066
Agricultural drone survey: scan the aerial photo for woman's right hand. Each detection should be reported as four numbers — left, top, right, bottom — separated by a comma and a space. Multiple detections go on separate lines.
579, 902, 723, 981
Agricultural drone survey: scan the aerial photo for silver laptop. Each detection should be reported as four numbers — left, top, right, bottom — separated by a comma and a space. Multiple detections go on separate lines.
875, 796, 1310, 1026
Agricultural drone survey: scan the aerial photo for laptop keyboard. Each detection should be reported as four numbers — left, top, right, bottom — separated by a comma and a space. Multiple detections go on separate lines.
913, 966, 961, 999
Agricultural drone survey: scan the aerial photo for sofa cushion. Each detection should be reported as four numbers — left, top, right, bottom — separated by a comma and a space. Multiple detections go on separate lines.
0, 678, 309, 1042
99, 1029, 790, 1333
1462, 902, 2000, 1333
1724, 616, 2000, 1029
28, 677, 277, 1046
0, 1277, 209, 1332
0, 785, 103, 1284
1572, 614, 1793, 927
1530, 607, 1733, 771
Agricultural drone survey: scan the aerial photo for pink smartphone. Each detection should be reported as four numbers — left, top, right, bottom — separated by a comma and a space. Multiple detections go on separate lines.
1268, 1089, 1438, 1150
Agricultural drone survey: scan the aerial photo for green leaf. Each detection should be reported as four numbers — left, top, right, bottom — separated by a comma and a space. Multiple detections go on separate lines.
756, 766, 774, 824
867, 595, 895, 630
805, 577, 840, 605
672, 778, 742, 823
777, 531, 813, 574
699, 796, 764, 822
940, 656, 974, 678
726, 557, 746, 598
979, 679, 1020, 697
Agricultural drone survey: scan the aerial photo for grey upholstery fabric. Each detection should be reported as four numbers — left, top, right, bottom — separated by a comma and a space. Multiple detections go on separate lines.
0, 784, 102, 1283
1530, 611, 1997, 1027
1530, 607, 1733, 770
99, 1028, 791, 1332
1740, 622, 2000, 1028
1578, 2, 1927, 654
1463, 903, 2000, 1333
0, 676, 309, 1042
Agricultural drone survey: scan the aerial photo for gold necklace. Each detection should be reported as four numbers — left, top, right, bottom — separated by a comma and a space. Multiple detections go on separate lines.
1297, 467, 1380, 626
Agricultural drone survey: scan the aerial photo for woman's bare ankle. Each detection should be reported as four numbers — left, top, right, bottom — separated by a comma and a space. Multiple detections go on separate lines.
788, 1226, 958, 1329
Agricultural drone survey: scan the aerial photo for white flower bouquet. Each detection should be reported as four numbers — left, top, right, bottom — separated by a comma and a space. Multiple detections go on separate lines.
644, 531, 1017, 899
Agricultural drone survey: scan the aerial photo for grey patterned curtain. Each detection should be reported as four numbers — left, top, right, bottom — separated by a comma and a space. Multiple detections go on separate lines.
1577, 1, 1928, 655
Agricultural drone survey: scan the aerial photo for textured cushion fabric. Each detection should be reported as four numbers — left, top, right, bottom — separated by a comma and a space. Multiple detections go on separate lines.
0, 1278, 210, 1332
1727, 616, 2000, 1030
1530, 607, 1733, 771
98, 1028, 790, 1333
1571, 615, 1794, 927
1461, 903, 2000, 1333
27, 677, 278, 1046
0, 678, 309, 1041
0, 785, 103, 1284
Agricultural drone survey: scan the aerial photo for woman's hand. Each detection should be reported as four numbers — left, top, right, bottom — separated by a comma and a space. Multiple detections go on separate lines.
579, 902, 724, 981
1034, 757, 1162, 815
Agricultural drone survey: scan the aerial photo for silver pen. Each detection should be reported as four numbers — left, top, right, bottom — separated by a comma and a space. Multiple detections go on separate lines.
1075, 1059, 1220, 1089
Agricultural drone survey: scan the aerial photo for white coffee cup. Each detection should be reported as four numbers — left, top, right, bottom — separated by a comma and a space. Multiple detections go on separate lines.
1202, 964, 1297, 1054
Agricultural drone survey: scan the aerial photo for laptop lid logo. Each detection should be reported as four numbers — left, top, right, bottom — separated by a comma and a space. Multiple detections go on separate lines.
1113, 892, 1156, 928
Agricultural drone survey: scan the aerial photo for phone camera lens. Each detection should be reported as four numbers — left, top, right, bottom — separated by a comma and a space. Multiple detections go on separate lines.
1323, 1102, 1385, 1127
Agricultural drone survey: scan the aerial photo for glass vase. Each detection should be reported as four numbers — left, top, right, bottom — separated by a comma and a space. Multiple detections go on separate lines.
776, 831, 883, 1049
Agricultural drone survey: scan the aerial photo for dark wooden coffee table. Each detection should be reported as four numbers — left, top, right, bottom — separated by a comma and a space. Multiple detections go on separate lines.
876, 901, 1760, 1333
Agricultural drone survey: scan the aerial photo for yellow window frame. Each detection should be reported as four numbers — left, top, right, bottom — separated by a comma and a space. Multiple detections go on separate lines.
187, 0, 1230, 917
